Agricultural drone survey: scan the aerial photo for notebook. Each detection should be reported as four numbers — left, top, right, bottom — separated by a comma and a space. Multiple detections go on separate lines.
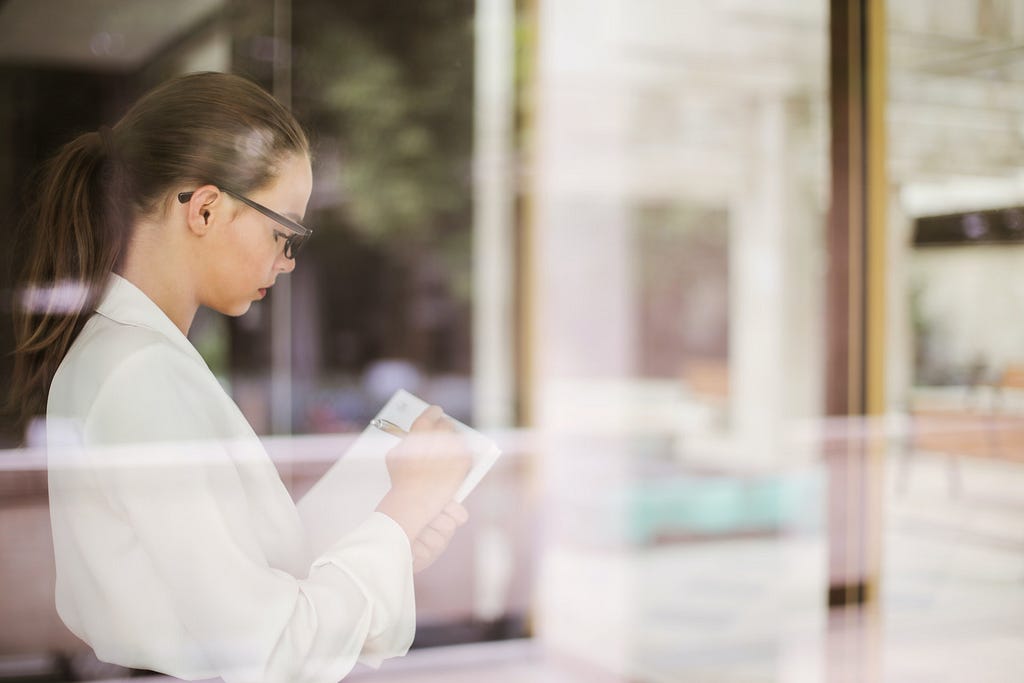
296, 389, 501, 556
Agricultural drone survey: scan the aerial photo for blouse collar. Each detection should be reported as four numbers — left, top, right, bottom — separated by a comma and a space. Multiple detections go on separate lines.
95, 274, 206, 366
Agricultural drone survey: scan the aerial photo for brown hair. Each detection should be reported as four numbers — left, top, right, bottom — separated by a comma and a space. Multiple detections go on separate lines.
8, 71, 309, 438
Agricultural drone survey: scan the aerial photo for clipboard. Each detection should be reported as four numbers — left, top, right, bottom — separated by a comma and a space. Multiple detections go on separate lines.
296, 389, 501, 556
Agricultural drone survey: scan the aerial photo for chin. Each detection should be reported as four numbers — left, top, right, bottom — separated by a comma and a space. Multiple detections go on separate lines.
215, 300, 253, 317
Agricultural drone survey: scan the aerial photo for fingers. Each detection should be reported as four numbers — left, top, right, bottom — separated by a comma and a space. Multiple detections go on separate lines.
411, 539, 432, 571
420, 507, 465, 550
410, 404, 447, 433
409, 502, 469, 573
423, 503, 469, 538
418, 525, 449, 549
442, 501, 469, 526
411, 526, 449, 573
428, 512, 459, 537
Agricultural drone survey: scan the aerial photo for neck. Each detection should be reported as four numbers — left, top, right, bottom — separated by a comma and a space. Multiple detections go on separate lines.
119, 221, 198, 335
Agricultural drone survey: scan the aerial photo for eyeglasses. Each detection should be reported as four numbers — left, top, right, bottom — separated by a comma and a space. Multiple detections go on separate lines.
177, 186, 312, 259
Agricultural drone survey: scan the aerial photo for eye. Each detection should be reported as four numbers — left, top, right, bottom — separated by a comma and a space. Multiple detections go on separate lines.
272, 230, 287, 242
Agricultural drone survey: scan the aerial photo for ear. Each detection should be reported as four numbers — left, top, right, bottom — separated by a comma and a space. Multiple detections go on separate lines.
182, 185, 224, 237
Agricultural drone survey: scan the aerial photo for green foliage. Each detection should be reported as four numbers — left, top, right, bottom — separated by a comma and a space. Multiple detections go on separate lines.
295, 2, 473, 245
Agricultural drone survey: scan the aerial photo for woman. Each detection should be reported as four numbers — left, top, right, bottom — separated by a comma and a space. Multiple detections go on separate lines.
10, 72, 472, 682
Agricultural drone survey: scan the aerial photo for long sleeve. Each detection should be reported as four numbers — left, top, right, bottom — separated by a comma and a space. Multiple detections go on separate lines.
48, 342, 415, 683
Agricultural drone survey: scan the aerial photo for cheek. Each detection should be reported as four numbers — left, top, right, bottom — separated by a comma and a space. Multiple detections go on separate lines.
211, 245, 264, 303
227, 229, 275, 274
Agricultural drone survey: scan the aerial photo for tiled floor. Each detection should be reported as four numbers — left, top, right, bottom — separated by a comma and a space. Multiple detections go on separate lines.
883, 452, 1024, 683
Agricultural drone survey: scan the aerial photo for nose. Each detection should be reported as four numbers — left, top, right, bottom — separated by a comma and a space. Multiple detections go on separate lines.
276, 251, 297, 274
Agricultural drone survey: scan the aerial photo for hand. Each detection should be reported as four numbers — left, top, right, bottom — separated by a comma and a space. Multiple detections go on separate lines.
376, 405, 473, 541
411, 501, 469, 573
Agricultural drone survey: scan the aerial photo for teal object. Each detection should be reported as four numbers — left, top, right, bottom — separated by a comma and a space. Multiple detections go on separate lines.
623, 471, 822, 544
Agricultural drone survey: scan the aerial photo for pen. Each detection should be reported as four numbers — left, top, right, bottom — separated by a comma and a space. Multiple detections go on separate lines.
371, 418, 409, 438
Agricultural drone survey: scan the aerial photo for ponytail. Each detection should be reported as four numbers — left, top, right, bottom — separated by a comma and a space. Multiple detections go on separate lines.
6, 72, 308, 441
8, 128, 129, 438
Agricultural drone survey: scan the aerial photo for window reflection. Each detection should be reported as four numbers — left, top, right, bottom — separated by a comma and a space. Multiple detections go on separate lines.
0, 1, 1021, 681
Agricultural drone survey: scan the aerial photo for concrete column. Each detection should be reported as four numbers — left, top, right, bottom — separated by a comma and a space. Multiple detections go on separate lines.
730, 96, 823, 466
472, 0, 517, 430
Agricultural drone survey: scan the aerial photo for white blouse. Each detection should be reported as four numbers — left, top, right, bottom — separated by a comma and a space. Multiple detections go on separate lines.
46, 274, 415, 683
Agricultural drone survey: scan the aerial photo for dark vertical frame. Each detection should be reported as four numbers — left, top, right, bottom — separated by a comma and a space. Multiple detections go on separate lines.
826, 0, 887, 608
827, 2, 888, 680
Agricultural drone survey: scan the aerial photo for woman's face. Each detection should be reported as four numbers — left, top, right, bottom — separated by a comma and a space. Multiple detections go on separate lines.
201, 153, 313, 316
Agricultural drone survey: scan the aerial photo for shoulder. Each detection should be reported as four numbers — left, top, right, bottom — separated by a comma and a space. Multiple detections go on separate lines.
72, 312, 177, 368
50, 314, 229, 443
52, 314, 193, 403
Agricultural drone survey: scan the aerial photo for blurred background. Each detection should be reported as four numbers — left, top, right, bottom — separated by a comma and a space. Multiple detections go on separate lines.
1, 0, 1023, 681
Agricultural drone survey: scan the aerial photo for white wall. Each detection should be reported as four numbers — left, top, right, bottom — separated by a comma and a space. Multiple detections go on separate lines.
910, 245, 1024, 378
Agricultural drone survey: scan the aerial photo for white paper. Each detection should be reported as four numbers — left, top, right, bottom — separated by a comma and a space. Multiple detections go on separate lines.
296, 390, 501, 557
